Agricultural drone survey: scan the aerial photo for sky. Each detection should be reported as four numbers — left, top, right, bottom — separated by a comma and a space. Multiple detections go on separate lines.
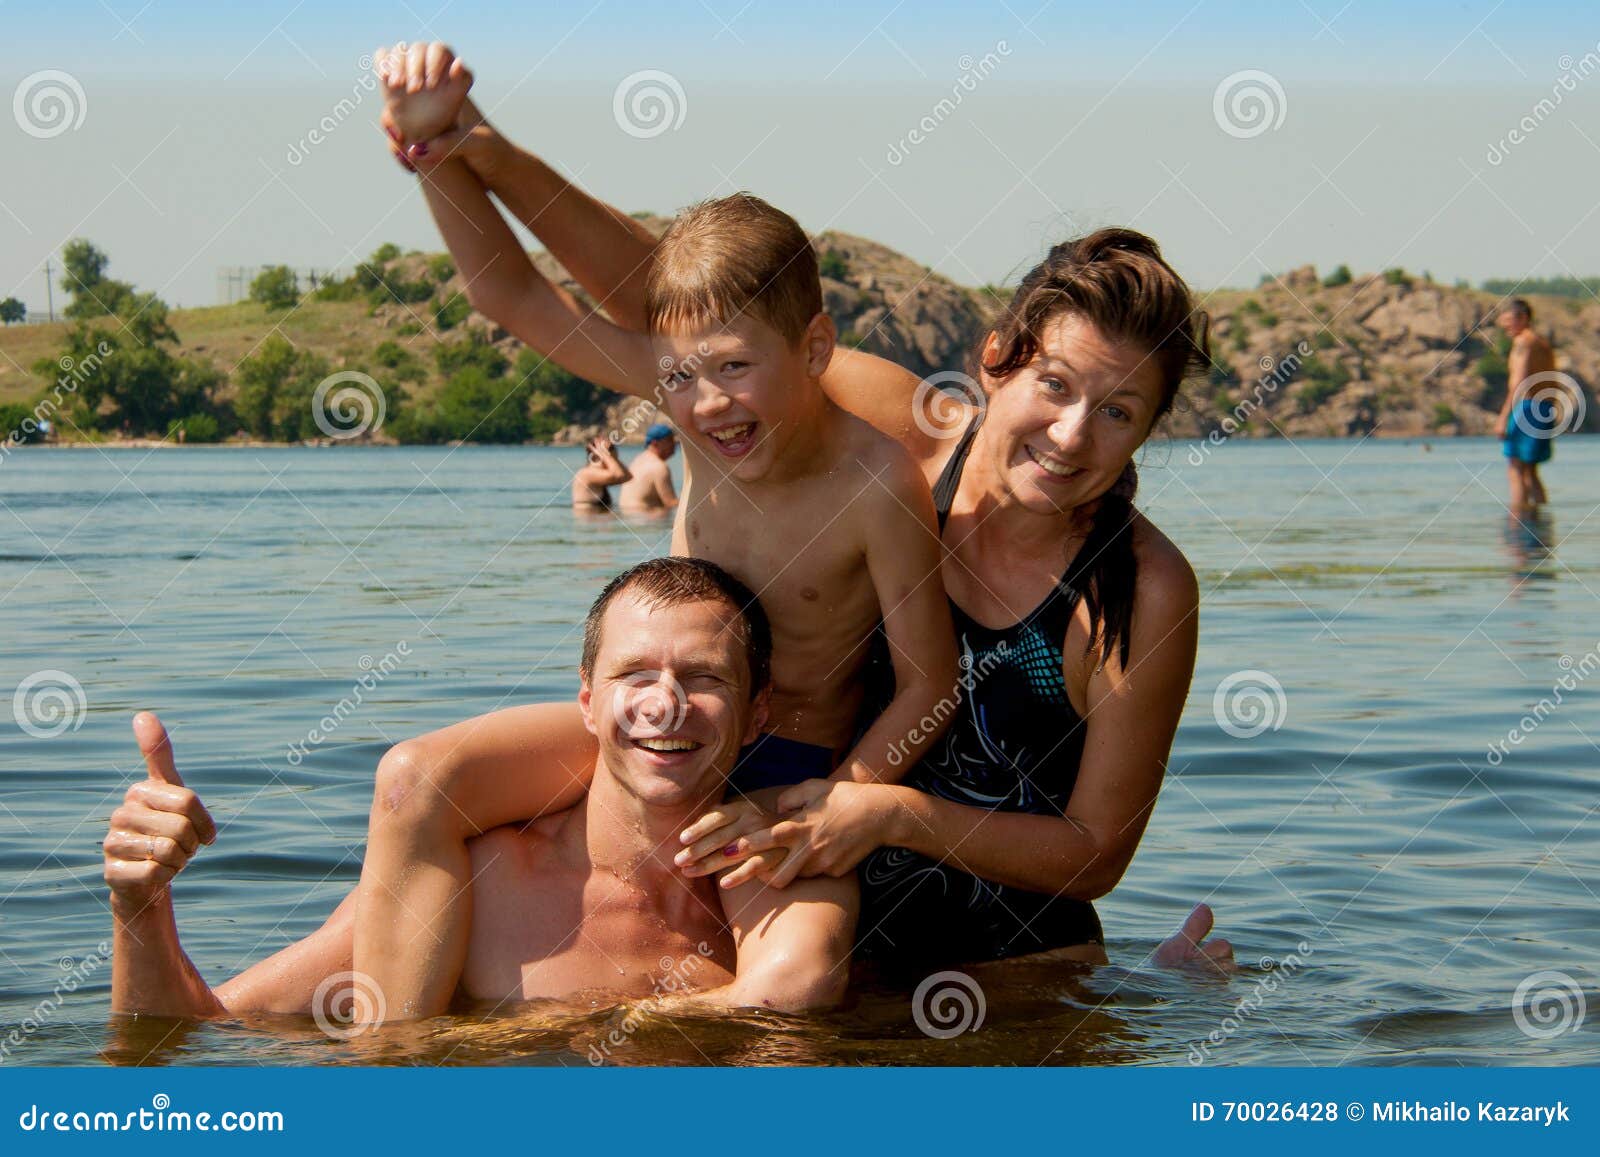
4, 0, 1599, 311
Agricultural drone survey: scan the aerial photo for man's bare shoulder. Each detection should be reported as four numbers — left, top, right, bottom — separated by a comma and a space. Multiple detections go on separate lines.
467, 815, 566, 878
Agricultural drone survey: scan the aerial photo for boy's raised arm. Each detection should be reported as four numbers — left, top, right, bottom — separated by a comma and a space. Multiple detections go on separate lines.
376, 43, 655, 398
413, 156, 656, 398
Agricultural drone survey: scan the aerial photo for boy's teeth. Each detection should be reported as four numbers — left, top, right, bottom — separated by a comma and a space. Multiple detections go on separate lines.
709, 423, 755, 443
637, 738, 698, 752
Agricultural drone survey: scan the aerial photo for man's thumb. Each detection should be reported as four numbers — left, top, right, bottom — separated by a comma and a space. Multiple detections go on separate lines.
131, 711, 185, 787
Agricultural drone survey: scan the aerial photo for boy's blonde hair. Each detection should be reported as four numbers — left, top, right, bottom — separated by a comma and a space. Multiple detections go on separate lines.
645, 193, 822, 346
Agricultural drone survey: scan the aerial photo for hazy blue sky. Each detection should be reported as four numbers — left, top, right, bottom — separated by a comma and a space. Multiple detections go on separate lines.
5, 0, 1598, 310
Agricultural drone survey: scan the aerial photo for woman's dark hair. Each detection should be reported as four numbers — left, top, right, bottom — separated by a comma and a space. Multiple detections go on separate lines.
980, 227, 1210, 670
580, 556, 772, 697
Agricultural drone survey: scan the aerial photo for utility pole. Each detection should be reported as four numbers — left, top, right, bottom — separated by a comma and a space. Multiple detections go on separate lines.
44, 258, 55, 322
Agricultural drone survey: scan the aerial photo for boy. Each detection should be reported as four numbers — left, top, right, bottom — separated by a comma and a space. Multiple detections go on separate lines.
356, 42, 958, 1019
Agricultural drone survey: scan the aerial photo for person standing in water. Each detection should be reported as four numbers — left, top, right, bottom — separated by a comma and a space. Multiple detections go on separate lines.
618, 422, 679, 512
1495, 298, 1565, 512
571, 434, 631, 511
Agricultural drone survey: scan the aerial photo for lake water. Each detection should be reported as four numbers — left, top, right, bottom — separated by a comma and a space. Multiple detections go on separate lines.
1, 437, 1596, 1067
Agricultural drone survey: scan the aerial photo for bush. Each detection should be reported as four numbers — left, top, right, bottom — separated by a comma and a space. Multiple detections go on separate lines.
436, 367, 532, 443
233, 335, 334, 440
0, 402, 44, 443
434, 293, 472, 331
1296, 359, 1350, 413
367, 278, 433, 307
169, 413, 222, 442
426, 255, 456, 284
1321, 264, 1352, 288
1431, 404, 1456, 429
436, 335, 508, 380
249, 266, 300, 310
1382, 267, 1411, 287
819, 251, 849, 280
372, 340, 428, 384
515, 348, 603, 417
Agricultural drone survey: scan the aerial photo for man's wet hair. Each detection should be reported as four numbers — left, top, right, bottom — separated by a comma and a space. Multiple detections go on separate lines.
580, 557, 772, 697
1505, 298, 1533, 321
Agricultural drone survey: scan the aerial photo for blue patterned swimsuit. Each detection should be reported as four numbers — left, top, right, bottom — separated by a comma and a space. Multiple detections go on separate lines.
857, 413, 1104, 967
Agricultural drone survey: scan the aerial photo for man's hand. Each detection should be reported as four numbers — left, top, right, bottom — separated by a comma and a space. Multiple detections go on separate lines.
375, 41, 474, 146
103, 712, 217, 905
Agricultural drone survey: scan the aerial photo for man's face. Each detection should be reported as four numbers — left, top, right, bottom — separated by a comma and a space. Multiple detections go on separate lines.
652, 435, 677, 459
1497, 309, 1528, 337
579, 590, 767, 807
650, 313, 832, 483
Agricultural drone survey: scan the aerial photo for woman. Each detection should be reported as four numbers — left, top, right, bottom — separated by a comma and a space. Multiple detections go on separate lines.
363, 41, 1230, 991
570, 435, 630, 511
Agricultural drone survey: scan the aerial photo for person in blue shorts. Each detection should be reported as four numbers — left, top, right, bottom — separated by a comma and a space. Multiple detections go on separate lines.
1494, 298, 1570, 512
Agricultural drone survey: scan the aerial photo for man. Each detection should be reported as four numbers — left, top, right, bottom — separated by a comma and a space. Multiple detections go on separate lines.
618, 423, 678, 512
1494, 298, 1565, 512
103, 557, 842, 1018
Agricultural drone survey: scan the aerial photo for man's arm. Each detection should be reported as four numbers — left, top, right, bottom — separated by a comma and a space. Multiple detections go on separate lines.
107, 714, 353, 1017
652, 460, 679, 508
1499, 337, 1531, 431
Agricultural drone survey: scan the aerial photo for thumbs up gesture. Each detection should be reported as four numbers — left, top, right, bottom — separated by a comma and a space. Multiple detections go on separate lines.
103, 713, 217, 903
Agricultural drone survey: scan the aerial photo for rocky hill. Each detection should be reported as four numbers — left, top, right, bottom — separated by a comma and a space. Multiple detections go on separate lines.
5, 226, 1594, 443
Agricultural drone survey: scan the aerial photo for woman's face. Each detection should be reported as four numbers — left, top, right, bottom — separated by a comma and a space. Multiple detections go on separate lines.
979, 312, 1169, 516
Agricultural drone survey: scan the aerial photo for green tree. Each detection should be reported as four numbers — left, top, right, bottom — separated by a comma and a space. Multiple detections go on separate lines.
514, 348, 603, 417
249, 266, 301, 310
60, 238, 136, 319
433, 292, 472, 331
234, 336, 333, 440
371, 340, 428, 385
434, 367, 532, 443
0, 297, 25, 325
435, 334, 508, 380
0, 402, 44, 443
1322, 264, 1352, 287
819, 251, 849, 280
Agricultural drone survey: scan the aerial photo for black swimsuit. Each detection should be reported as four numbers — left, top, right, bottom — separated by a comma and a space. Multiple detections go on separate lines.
857, 414, 1104, 968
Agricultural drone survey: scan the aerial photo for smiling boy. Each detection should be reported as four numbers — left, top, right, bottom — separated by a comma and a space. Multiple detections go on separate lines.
352, 42, 958, 1019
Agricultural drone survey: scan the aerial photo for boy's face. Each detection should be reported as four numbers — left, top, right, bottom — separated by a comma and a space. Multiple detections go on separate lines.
981, 312, 1167, 516
651, 313, 831, 482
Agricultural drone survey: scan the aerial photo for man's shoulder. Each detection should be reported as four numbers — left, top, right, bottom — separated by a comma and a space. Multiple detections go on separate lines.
468, 817, 560, 867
